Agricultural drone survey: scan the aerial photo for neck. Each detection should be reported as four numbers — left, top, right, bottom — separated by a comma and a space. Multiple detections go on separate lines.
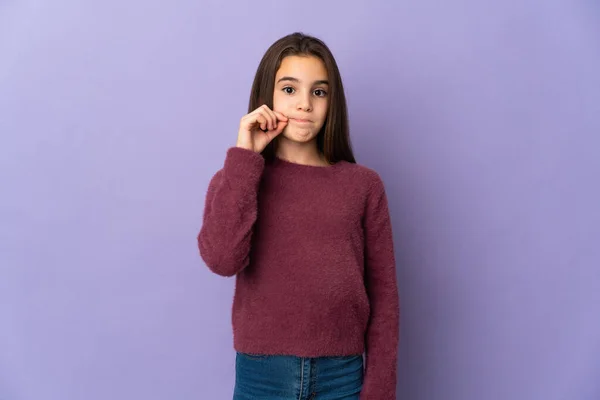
275, 138, 328, 166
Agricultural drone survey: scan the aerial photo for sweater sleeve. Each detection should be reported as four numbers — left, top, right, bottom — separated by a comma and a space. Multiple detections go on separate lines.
360, 174, 400, 400
197, 147, 265, 277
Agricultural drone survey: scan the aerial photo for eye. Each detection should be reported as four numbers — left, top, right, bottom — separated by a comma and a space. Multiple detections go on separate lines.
314, 89, 328, 97
282, 86, 295, 94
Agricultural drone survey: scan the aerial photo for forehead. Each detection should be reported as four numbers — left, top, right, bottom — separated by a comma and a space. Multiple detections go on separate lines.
275, 55, 328, 81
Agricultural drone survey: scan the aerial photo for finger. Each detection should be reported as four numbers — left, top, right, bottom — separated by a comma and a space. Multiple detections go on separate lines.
242, 110, 262, 127
273, 111, 289, 122
247, 107, 269, 123
257, 109, 275, 131
264, 126, 283, 143
254, 113, 267, 131
259, 106, 277, 131
265, 105, 277, 129
273, 119, 288, 135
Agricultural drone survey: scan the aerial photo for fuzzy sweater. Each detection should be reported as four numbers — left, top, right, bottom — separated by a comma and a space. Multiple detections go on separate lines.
198, 146, 400, 399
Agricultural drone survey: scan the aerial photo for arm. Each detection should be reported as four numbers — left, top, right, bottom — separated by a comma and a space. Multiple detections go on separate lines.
197, 147, 265, 277
360, 174, 400, 400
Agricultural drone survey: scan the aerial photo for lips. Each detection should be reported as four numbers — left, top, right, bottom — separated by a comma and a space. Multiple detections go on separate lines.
290, 117, 312, 123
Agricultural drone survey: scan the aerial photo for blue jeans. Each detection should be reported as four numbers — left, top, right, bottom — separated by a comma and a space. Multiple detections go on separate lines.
233, 352, 364, 400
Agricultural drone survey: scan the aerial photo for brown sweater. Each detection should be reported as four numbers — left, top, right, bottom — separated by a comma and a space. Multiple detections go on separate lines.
198, 146, 400, 399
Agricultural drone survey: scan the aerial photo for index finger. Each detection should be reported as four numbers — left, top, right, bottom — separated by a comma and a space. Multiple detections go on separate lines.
273, 111, 289, 121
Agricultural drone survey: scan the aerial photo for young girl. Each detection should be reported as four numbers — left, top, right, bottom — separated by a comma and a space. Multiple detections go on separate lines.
198, 32, 399, 400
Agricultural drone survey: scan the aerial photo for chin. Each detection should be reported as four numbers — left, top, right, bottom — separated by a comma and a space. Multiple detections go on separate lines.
281, 127, 318, 143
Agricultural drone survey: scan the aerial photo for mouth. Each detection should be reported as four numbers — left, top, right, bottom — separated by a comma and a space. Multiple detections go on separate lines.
290, 118, 313, 124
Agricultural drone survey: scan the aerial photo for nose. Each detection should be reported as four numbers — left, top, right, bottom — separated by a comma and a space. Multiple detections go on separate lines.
296, 92, 312, 112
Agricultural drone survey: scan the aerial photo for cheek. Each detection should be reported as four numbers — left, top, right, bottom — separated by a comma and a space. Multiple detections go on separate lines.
272, 92, 287, 113
317, 102, 329, 120
273, 92, 285, 112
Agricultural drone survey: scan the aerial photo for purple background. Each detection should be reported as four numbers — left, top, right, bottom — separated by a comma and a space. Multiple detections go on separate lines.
1, 1, 599, 399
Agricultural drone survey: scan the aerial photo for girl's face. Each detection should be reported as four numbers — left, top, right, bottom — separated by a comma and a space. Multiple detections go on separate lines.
272, 55, 329, 145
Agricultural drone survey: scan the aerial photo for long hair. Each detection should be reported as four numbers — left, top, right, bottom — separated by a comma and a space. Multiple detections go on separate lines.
248, 32, 356, 165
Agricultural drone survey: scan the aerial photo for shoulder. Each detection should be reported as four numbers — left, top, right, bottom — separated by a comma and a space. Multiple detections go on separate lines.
208, 168, 224, 186
339, 161, 386, 194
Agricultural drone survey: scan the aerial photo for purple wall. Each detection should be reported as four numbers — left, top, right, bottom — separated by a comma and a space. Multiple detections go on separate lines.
1, 1, 599, 399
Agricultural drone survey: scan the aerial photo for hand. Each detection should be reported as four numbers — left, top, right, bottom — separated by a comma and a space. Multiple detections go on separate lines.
236, 105, 288, 153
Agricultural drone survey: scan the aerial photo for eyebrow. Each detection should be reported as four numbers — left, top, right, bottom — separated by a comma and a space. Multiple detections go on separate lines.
276, 76, 329, 86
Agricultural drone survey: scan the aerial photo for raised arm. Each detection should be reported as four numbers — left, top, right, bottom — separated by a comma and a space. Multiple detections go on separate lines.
197, 147, 265, 277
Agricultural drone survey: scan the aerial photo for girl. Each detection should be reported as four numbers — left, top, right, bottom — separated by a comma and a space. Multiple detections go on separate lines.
198, 32, 399, 400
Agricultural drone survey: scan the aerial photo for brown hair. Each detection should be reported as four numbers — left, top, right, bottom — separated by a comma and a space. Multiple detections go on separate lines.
248, 32, 356, 165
